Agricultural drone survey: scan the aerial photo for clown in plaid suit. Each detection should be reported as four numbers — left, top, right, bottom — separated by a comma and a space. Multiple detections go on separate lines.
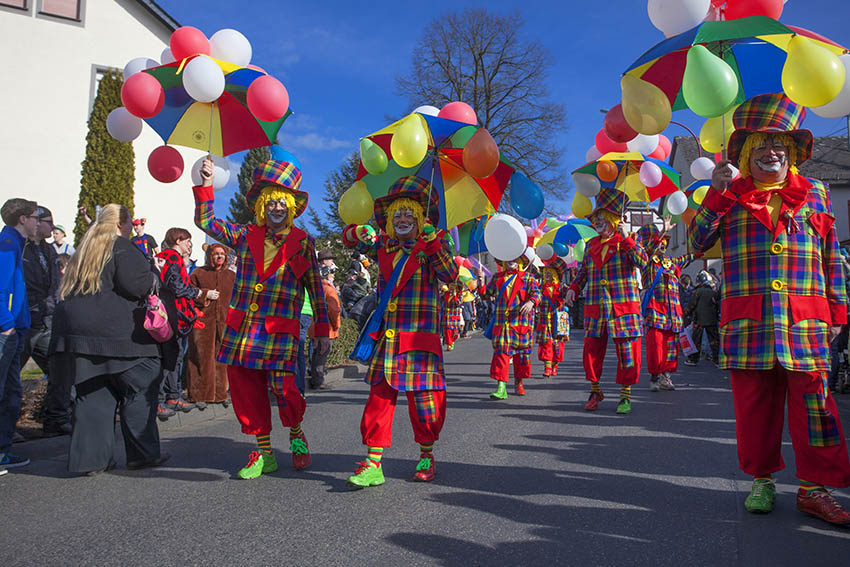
194, 158, 330, 480
637, 222, 695, 391
342, 176, 457, 487
566, 187, 648, 414
441, 283, 464, 351
487, 249, 541, 400
536, 255, 569, 378
689, 93, 850, 525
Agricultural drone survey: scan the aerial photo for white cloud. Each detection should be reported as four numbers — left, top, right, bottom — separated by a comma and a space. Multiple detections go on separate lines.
281, 132, 353, 152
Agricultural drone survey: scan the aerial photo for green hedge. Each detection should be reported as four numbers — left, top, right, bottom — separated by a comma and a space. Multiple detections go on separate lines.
326, 317, 360, 368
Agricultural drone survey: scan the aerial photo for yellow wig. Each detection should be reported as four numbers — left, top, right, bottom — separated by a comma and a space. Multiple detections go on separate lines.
593, 208, 621, 228
542, 266, 560, 284
385, 198, 425, 240
737, 133, 799, 179
254, 185, 296, 228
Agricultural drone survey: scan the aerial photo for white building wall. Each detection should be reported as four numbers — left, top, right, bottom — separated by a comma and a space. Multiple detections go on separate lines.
0, 0, 207, 256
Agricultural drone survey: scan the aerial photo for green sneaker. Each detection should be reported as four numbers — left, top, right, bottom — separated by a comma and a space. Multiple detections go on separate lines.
237, 450, 277, 479
616, 397, 632, 414
745, 478, 776, 514
490, 381, 508, 400
348, 460, 385, 488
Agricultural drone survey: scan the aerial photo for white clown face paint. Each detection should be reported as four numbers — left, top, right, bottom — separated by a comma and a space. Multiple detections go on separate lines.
393, 208, 418, 240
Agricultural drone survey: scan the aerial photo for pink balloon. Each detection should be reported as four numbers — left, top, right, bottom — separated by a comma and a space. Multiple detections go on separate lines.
121, 72, 164, 118
656, 134, 672, 159
148, 146, 184, 183
594, 128, 628, 154
639, 161, 663, 188
170, 26, 210, 61
647, 145, 665, 160
246, 64, 266, 73
247, 75, 290, 122
438, 101, 477, 125
714, 152, 723, 162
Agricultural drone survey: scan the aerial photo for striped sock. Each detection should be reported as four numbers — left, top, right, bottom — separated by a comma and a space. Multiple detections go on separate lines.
256, 433, 272, 454
800, 480, 824, 494
590, 381, 602, 393
367, 446, 383, 466
620, 385, 631, 400
419, 442, 434, 455
289, 423, 302, 439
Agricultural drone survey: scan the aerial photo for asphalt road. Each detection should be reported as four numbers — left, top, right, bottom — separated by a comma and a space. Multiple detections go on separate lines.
2, 330, 849, 566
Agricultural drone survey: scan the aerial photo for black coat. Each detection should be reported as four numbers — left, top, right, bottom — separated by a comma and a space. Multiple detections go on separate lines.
22, 239, 60, 329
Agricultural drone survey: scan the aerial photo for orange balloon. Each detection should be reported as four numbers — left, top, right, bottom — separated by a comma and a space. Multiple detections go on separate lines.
681, 208, 697, 225
462, 128, 500, 179
596, 160, 618, 182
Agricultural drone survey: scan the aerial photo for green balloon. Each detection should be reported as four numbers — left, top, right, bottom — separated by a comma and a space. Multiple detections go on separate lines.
360, 138, 388, 175
682, 45, 740, 118
574, 239, 586, 262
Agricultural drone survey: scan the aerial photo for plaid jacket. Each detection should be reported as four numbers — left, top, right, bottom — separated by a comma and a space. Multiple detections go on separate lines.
639, 249, 695, 332
349, 233, 457, 391
193, 186, 329, 371
569, 234, 648, 338
689, 173, 847, 371
535, 282, 567, 345
442, 289, 463, 330
490, 269, 541, 355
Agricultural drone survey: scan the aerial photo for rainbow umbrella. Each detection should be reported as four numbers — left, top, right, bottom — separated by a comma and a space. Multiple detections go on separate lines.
572, 152, 681, 202
537, 219, 598, 246
142, 56, 291, 156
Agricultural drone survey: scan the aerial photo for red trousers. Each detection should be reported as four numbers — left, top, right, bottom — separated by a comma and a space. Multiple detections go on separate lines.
227, 366, 305, 436
731, 366, 850, 487
443, 328, 458, 347
490, 352, 531, 382
360, 379, 446, 447
582, 331, 641, 385
538, 340, 564, 363
645, 327, 679, 375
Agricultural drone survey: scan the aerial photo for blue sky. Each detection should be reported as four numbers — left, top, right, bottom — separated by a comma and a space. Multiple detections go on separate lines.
157, 0, 849, 222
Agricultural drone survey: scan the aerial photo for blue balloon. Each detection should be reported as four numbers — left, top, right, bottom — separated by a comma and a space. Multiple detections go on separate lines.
552, 242, 568, 257
270, 145, 302, 170
510, 172, 544, 219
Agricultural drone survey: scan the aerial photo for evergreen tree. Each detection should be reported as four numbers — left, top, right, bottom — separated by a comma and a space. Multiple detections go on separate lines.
228, 145, 270, 223
318, 152, 361, 234
75, 69, 135, 245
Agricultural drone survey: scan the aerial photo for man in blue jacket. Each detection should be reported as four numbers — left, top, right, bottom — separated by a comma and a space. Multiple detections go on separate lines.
0, 198, 38, 471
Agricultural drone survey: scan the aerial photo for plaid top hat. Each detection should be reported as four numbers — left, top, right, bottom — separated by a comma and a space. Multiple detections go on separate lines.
246, 160, 308, 218
591, 186, 627, 218
374, 176, 441, 232
636, 224, 668, 248
727, 93, 813, 167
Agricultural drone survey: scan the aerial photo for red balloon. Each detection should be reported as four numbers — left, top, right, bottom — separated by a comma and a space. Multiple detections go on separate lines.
656, 134, 672, 160
462, 128, 500, 178
647, 145, 665, 160
603, 104, 638, 143
170, 26, 210, 61
147, 146, 184, 183
710, 0, 725, 6
724, 0, 783, 20
595, 128, 628, 155
247, 75, 290, 122
121, 72, 164, 118
438, 101, 477, 125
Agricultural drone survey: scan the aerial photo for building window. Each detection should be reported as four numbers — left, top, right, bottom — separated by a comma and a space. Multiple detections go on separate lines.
630, 211, 654, 227
39, 0, 81, 20
0, 0, 28, 9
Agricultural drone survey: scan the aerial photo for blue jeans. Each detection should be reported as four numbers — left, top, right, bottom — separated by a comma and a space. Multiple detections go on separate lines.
0, 331, 24, 454
295, 314, 312, 395
159, 335, 188, 404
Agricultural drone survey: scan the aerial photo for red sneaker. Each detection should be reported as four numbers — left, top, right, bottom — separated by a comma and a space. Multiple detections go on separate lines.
797, 488, 850, 525
413, 452, 436, 482
584, 391, 603, 411
515, 379, 526, 396
289, 433, 311, 471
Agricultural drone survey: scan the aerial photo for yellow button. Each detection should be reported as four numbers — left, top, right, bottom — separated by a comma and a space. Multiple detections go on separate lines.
254, 283, 264, 292
384, 329, 395, 339
771, 279, 783, 291
387, 301, 397, 313
771, 243, 783, 255
249, 303, 259, 312
600, 279, 609, 287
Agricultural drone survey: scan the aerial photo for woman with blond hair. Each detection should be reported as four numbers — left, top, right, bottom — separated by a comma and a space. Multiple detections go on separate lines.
50, 204, 168, 475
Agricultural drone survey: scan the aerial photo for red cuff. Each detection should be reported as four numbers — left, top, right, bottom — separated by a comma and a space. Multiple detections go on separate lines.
830, 303, 847, 327
193, 185, 215, 203
702, 187, 736, 214
421, 236, 444, 255
621, 235, 636, 250
312, 321, 330, 337
342, 225, 358, 247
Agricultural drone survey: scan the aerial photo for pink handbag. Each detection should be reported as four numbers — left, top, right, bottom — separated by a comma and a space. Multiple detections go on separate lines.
144, 294, 173, 343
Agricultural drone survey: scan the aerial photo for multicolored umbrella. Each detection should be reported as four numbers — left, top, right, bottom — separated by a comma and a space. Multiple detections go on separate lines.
142, 56, 291, 156
572, 152, 681, 202
356, 113, 514, 230
536, 219, 598, 246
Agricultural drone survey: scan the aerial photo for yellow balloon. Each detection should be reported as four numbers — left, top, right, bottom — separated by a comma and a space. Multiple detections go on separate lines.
782, 35, 846, 107
572, 193, 593, 219
621, 74, 672, 136
693, 185, 709, 205
390, 114, 428, 168
338, 180, 374, 225
699, 107, 737, 153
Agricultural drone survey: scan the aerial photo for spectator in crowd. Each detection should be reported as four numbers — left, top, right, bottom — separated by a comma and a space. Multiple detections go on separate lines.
50, 204, 167, 474
130, 218, 158, 259
56, 253, 71, 277
186, 243, 235, 408
341, 272, 369, 316
78, 205, 93, 226
0, 198, 38, 471
155, 228, 200, 419
684, 271, 720, 366
51, 225, 75, 256
295, 291, 313, 394
679, 274, 694, 326
309, 256, 341, 389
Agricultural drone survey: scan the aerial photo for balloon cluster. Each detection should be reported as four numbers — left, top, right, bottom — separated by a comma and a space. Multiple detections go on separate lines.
107, 26, 290, 188
648, 0, 786, 38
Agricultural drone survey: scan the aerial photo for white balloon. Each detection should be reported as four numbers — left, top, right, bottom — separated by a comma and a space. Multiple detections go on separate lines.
191, 154, 231, 191
585, 145, 603, 163
123, 57, 159, 80
626, 133, 660, 155
536, 243, 554, 261
484, 214, 527, 261
572, 172, 601, 198
666, 191, 688, 215
647, 0, 710, 36
106, 107, 143, 142
182, 56, 225, 103
209, 29, 252, 67
161, 47, 176, 65
811, 55, 850, 118
414, 105, 440, 116
690, 156, 716, 180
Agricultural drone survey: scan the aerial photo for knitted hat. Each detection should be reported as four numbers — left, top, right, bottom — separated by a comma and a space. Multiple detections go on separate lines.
247, 160, 308, 217
727, 93, 813, 167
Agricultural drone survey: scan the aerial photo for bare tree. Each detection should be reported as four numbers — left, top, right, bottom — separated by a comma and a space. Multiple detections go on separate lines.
396, 8, 568, 204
